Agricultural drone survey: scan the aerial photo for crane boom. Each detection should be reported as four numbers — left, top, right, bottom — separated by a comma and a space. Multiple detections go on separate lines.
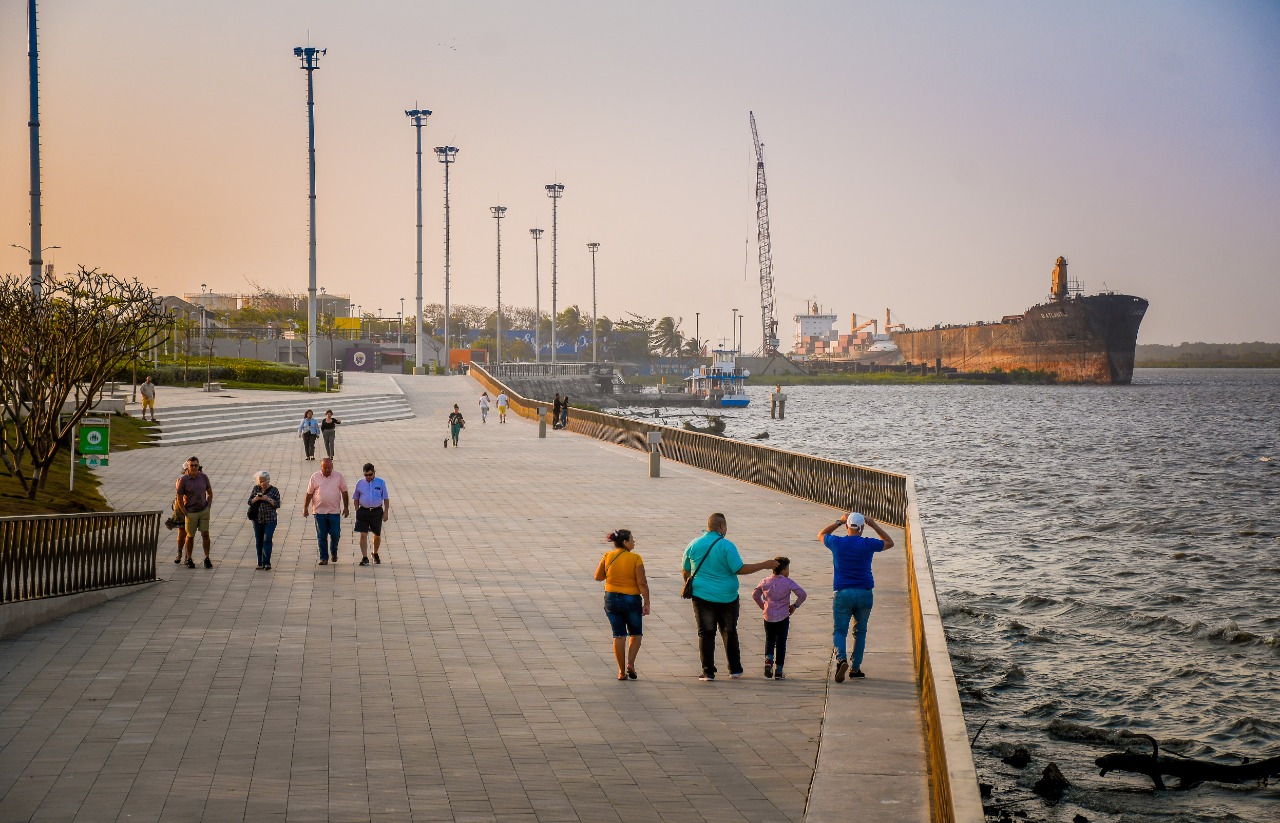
750, 112, 780, 355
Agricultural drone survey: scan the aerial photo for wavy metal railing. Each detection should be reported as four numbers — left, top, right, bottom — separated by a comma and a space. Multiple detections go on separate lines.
0, 511, 159, 604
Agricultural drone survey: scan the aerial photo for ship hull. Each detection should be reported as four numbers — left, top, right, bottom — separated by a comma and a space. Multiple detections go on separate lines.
891, 294, 1148, 384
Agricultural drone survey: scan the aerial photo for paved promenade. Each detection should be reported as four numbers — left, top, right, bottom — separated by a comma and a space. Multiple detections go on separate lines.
0, 374, 926, 822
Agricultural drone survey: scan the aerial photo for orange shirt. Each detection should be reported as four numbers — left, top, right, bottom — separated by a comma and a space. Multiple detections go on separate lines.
600, 549, 644, 595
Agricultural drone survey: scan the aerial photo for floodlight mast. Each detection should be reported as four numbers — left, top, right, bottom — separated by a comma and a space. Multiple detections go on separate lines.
295, 45, 326, 381
544, 184, 564, 365
490, 206, 507, 365
530, 229, 544, 363
405, 107, 431, 372
435, 146, 459, 361
587, 243, 600, 363
26, 0, 44, 298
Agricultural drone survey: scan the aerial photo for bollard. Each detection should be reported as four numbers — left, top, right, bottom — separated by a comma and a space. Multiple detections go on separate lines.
647, 431, 662, 478
538, 406, 547, 438
770, 392, 787, 419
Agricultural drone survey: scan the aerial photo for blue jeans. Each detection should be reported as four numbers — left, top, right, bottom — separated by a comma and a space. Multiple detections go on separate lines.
313, 513, 341, 561
833, 587, 874, 668
603, 592, 643, 637
253, 520, 277, 566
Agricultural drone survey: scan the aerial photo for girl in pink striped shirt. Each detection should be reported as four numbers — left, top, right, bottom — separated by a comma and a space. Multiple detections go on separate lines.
752, 556, 807, 679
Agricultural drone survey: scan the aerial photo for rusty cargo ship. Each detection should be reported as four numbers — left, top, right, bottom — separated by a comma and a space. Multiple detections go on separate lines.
891, 257, 1148, 384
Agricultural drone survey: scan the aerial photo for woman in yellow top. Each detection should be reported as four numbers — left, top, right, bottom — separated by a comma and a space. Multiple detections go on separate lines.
593, 529, 651, 681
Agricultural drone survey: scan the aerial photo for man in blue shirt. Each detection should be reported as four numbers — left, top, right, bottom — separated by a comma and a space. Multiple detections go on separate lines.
682, 513, 779, 681
819, 511, 895, 681
353, 463, 391, 566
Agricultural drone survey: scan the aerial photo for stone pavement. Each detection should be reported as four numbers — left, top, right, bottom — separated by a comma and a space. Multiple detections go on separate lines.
0, 375, 926, 822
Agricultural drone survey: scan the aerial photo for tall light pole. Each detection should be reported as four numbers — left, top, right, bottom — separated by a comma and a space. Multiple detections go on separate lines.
490, 206, 507, 365
25, 0, 45, 298
530, 228, 544, 363
695, 312, 700, 362
405, 107, 431, 372
294, 45, 326, 384
587, 242, 600, 363
399, 297, 405, 348
544, 184, 564, 364
738, 314, 744, 358
435, 146, 459, 359
731, 308, 738, 352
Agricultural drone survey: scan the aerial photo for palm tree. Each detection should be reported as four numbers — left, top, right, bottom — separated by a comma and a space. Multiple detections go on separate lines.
653, 316, 683, 358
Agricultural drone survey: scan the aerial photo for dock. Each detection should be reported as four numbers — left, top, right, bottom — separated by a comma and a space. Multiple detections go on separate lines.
0, 372, 981, 821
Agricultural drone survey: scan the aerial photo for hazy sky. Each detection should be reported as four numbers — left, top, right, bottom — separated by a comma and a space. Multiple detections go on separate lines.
3, 1, 1278, 346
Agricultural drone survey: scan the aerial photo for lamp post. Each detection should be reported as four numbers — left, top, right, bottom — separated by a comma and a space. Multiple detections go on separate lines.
399, 297, 405, 348
731, 308, 739, 352
294, 45, 326, 385
695, 311, 700, 362
200, 283, 208, 338
491, 206, 506, 365
405, 107, 431, 373
435, 146, 459, 357
530, 228, 544, 363
25, 0, 45, 298
587, 242, 600, 363
738, 314, 744, 358
544, 184, 564, 365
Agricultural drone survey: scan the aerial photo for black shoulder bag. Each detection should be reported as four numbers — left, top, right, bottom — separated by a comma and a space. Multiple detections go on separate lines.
681, 535, 724, 599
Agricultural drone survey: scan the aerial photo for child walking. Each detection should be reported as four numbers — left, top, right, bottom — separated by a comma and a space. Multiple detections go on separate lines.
752, 556, 807, 679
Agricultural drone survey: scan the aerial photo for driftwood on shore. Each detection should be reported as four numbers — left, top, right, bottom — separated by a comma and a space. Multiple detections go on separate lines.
1096, 733, 1280, 790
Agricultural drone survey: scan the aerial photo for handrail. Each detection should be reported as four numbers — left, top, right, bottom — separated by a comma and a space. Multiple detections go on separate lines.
469, 363, 984, 823
0, 511, 160, 604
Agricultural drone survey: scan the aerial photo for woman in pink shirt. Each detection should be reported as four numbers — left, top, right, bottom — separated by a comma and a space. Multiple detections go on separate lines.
752, 556, 806, 680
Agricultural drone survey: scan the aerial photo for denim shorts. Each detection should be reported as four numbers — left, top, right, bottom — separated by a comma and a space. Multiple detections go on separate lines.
604, 592, 643, 637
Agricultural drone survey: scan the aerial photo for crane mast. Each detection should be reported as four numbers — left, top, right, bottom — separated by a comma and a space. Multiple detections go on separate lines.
750, 112, 780, 355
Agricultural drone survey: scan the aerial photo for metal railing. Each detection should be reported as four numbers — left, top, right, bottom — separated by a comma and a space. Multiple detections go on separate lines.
491, 362, 615, 378
1, 511, 160, 604
468, 363, 982, 823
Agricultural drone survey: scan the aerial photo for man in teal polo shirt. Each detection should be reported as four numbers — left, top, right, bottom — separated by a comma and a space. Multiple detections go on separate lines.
682, 512, 779, 681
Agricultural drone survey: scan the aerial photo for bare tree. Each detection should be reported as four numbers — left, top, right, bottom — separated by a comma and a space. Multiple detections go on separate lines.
0, 267, 170, 499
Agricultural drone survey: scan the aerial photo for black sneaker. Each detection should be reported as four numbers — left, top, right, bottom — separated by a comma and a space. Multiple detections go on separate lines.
372, 553, 380, 564
835, 659, 849, 683
185, 559, 196, 569
764, 661, 774, 679
698, 672, 715, 681
203, 557, 212, 569
174, 554, 183, 564
359, 557, 370, 566
850, 668, 865, 678
774, 669, 785, 680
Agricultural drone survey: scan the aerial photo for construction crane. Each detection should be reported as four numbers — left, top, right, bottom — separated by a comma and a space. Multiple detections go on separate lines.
750, 112, 780, 355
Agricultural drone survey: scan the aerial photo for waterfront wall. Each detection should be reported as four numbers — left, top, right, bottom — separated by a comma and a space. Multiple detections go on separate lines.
895, 325, 1114, 382
469, 364, 983, 823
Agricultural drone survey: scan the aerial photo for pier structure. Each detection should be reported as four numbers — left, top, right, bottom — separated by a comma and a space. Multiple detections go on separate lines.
0, 372, 980, 821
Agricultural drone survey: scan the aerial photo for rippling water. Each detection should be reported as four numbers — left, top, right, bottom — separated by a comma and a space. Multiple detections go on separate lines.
623, 369, 1280, 822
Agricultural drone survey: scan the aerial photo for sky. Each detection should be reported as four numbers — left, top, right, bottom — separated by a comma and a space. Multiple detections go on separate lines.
2, 0, 1278, 347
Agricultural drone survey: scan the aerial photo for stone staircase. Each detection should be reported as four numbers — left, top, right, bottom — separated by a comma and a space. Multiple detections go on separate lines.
152, 394, 414, 447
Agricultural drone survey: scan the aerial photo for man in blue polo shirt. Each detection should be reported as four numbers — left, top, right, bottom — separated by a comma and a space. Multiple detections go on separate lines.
819, 511, 895, 682
682, 512, 779, 681
353, 463, 391, 566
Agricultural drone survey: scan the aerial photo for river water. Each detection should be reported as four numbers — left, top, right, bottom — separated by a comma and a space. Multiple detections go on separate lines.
621, 368, 1279, 822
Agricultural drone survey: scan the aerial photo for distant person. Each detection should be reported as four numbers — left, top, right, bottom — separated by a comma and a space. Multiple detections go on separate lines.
139, 376, 157, 421
248, 470, 281, 570
302, 457, 349, 565
496, 390, 509, 423
478, 391, 490, 423
297, 409, 320, 461
818, 511, 895, 681
447, 404, 465, 447
353, 462, 390, 566
168, 459, 192, 564
681, 512, 779, 681
752, 556, 807, 680
559, 395, 570, 429
552, 394, 563, 429
320, 409, 342, 459
593, 529, 650, 681
175, 456, 214, 569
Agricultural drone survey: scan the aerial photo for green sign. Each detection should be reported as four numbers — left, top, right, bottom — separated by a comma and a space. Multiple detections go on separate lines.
77, 418, 110, 467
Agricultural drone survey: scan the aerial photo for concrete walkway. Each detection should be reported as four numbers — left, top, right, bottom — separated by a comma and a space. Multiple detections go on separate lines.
0, 375, 926, 822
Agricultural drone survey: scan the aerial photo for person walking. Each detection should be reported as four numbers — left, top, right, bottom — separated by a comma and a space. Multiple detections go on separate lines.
168, 459, 192, 564
139, 376, 157, 421
248, 470, 281, 570
447, 404, 465, 447
681, 512, 778, 681
559, 395, 570, 429
320, 409, 342, 459
175, 456, 214, 569
496, 390, 509, 423
593, 529, 651, 681
818, 511, 895, 681
302, 457, 349, 565
478, 392, 490, 423
353, 463, 391, 566
298, 409, 320, 461
551, 394, 563, 430
752, 556, 807, 680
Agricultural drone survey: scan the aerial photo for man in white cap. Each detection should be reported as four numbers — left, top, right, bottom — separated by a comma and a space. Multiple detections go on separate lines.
818, 511, 894, 681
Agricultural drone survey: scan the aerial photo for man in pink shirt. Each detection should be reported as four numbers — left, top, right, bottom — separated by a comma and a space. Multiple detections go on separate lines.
302, 457, 349, 565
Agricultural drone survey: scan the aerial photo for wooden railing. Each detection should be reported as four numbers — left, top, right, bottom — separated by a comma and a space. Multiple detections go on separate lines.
0, 511, 160, 604
469, 364, 983, 823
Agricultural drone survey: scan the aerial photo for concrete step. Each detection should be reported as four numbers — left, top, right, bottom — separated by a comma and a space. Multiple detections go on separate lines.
154, 395, 415, 446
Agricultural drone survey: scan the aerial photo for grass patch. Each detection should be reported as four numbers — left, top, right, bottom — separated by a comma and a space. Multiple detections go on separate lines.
0, 414, 158, 517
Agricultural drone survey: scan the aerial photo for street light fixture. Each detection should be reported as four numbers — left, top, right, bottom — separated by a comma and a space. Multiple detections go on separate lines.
544, 184, 565, 365
587, 242, 600, 363
435, 146, 459, 357
405, 106, 431, 373
490, 206, 507, 365
530, 228, 544, 363
294, 44, 326, 384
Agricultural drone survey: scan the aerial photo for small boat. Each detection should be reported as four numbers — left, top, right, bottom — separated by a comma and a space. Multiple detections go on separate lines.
682, 416, 727, 435
685, 349, 751, 408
